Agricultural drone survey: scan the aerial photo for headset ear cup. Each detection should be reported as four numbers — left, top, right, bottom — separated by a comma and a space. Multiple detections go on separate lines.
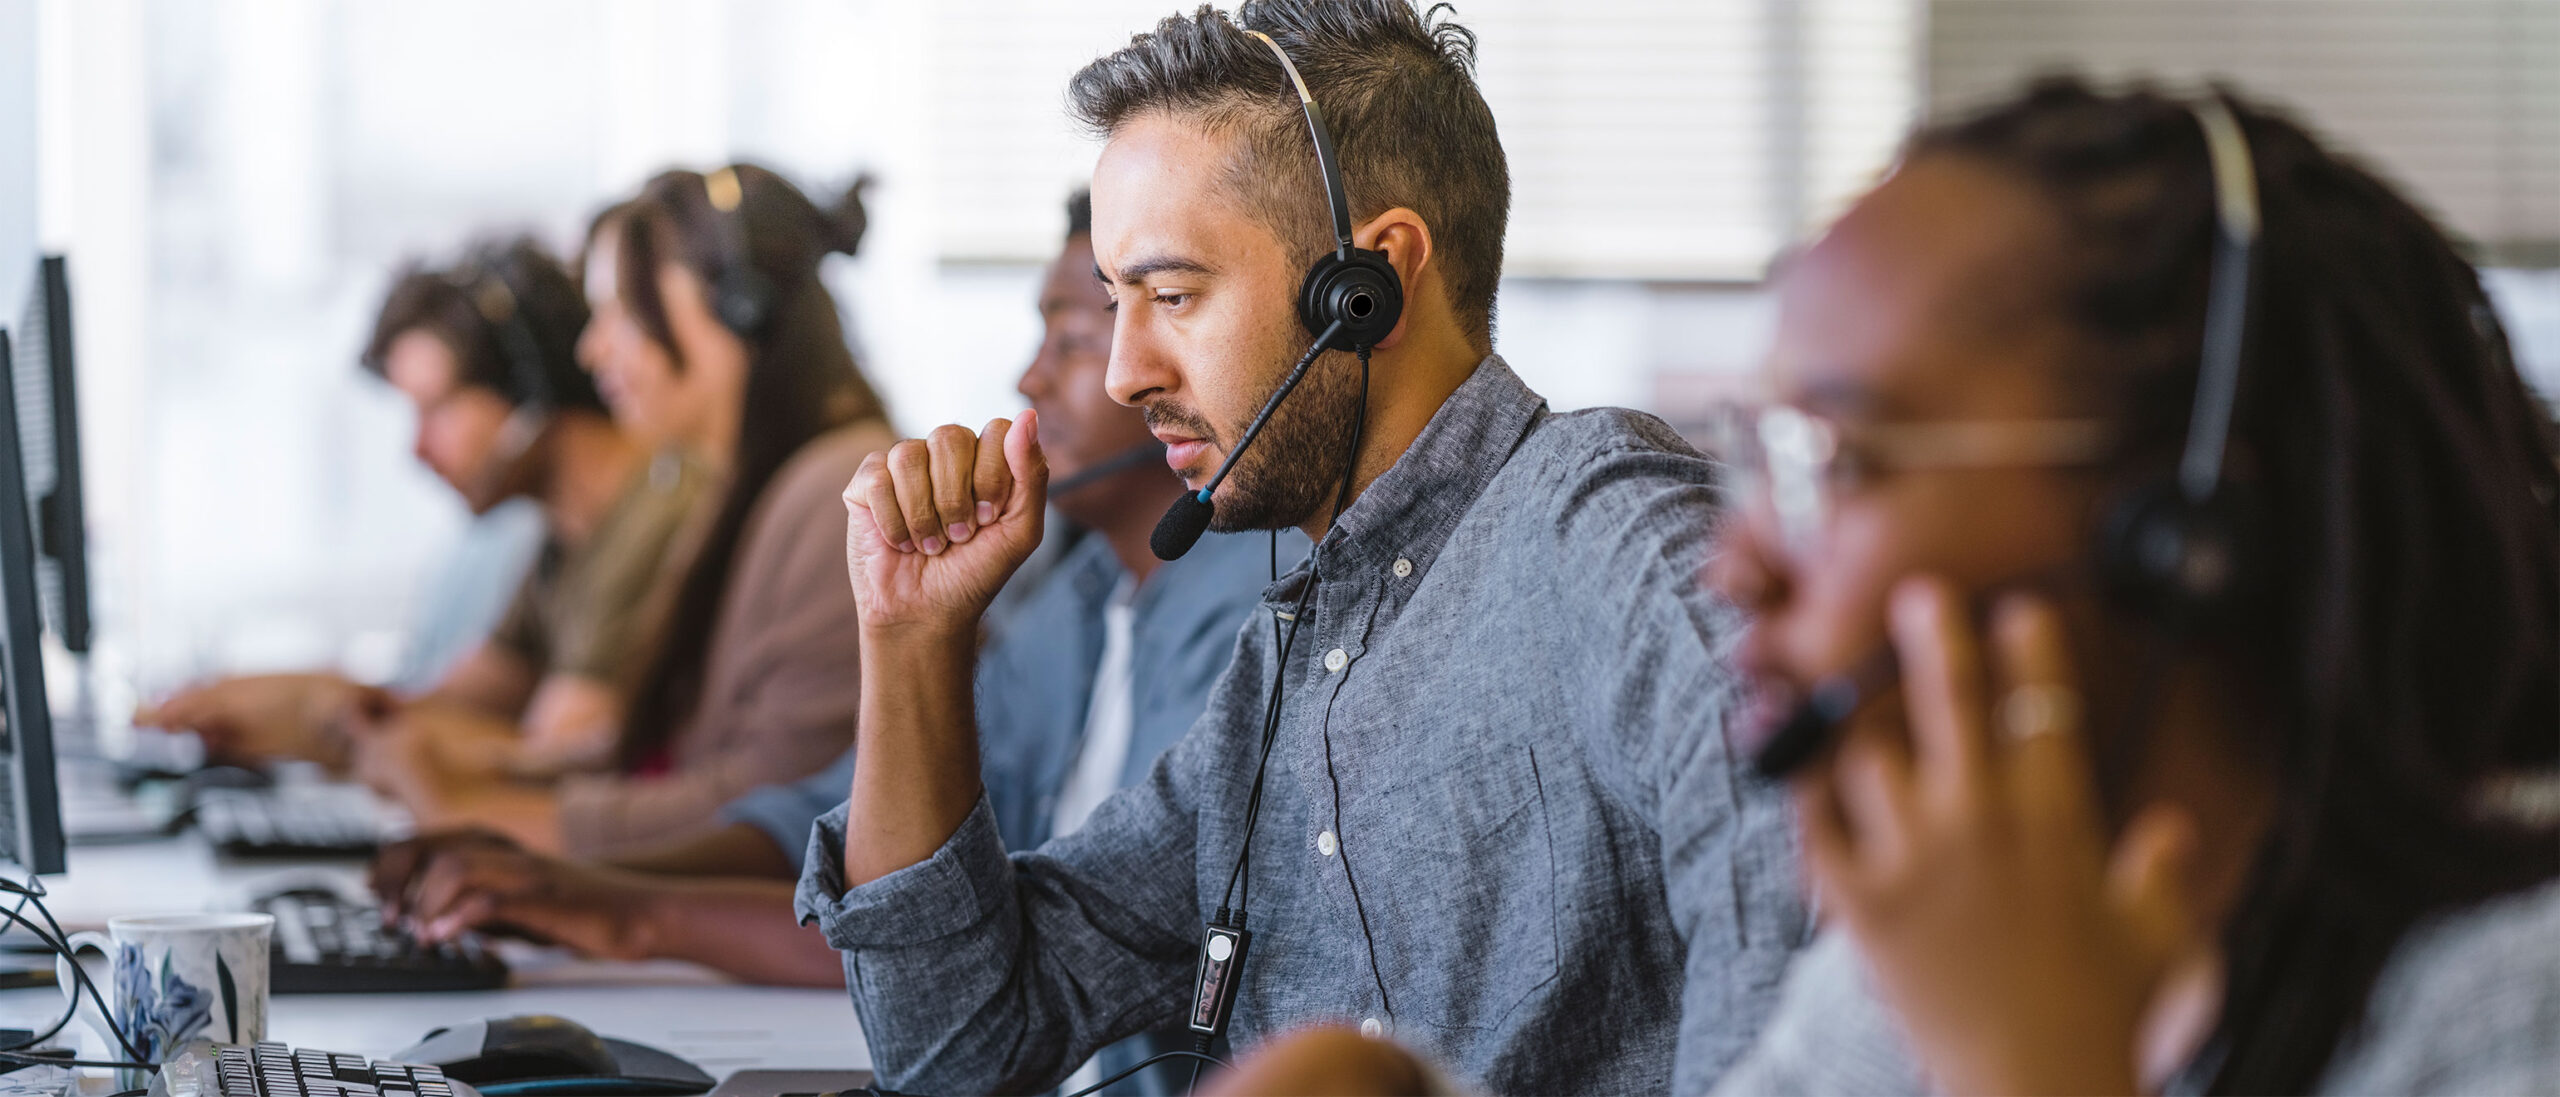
716, 269, 776, 337
1297, 249, 1403, 351
2097, 480, 2254, 631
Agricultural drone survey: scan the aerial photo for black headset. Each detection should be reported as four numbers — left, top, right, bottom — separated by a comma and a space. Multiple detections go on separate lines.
2095, 97, 2263, 630
1258, 30, 1406, 355
447, 253, 554, 409
700, 165, 779, 338
446, 252, 558, 491
1148, 29, 1405, 562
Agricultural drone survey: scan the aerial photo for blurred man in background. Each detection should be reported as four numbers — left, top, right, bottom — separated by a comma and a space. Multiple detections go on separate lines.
140, 237, 703, 780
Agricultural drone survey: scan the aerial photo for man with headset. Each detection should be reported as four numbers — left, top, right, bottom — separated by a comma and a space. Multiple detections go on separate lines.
140, 238, 703, 781
800, 3, 1805, 1093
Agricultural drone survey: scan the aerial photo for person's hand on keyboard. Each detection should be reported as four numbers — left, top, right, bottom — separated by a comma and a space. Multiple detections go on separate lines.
136, 673, 387, 768
370, 830, 655, 960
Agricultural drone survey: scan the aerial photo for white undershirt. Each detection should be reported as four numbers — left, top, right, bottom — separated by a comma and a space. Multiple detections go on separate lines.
1059, 576, 1139, 1096
1053, 575, 1139, 844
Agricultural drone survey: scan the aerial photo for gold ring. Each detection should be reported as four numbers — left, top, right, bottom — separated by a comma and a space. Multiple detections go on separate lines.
1998, 683, 2082, 743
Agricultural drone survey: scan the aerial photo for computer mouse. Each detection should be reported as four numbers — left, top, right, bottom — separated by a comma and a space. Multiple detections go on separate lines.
395, 1015, 616, 1083
393, 1015, 716, 1096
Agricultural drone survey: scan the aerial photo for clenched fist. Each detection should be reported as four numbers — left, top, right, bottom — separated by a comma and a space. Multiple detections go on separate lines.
843, 412, 1048, 635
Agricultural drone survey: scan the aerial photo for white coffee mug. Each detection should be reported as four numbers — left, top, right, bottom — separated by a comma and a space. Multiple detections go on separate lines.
58, 913, 274, 1087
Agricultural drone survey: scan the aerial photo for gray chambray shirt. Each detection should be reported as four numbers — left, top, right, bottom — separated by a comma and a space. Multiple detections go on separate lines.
797, 357, 1810, 1095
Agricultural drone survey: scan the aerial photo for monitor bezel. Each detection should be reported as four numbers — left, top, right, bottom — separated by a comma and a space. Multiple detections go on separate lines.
29, 256, 92, 655
0, 329, 65, 875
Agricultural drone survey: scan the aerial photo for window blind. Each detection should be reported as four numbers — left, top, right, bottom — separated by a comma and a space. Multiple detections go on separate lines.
927, 0, 1920, 279
1928, 0, 2560, 265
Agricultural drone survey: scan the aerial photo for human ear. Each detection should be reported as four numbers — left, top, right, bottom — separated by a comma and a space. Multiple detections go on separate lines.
1354, 208, 1432, 349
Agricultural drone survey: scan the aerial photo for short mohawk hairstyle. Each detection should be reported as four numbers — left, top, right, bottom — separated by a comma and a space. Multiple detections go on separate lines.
1069, 1, 1510, 350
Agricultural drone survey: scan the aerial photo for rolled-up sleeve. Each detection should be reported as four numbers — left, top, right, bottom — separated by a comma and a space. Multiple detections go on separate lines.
788, 717, 1217, 1095
794, 796, 1014, 947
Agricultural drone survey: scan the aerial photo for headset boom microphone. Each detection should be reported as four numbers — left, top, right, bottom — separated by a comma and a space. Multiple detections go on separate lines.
1149, 320, 1342, 559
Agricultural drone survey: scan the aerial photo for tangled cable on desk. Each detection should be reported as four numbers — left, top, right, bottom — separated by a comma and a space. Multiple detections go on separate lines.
0, 872, 160, 1072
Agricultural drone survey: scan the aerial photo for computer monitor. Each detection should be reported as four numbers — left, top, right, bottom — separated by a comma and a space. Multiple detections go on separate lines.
0, 330, 62, 874
14, 256, 90, 654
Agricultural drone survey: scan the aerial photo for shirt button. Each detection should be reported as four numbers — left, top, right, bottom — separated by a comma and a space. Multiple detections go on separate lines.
1359, 1017, 1383, 1038
1392, 558, 1413, 579
1317, 830, 1337, 857
1324, 648, 1348, 673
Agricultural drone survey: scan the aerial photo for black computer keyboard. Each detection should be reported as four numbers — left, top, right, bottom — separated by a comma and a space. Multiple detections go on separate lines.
150, 1039, 481, 1097
195, 786, 391, 858
253, 888, 509, 994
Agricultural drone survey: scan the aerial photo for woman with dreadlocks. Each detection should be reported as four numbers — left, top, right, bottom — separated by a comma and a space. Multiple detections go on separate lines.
1202, 76, 2559, 1097
1699, 76, 2560, 1096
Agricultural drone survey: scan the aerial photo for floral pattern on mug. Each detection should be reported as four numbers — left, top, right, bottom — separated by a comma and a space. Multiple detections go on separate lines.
113, 942, 219, 1063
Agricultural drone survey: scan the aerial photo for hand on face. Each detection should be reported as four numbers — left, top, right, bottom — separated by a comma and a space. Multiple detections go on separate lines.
369, 829, 647, 959
842, 412, 1047, 634
1794, 577, 2203, 1097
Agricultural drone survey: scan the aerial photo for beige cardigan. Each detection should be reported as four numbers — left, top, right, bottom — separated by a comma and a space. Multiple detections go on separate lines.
555, 420, 892, 858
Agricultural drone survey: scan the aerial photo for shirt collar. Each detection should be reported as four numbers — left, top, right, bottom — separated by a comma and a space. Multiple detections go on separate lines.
1270, 354, 1546, 597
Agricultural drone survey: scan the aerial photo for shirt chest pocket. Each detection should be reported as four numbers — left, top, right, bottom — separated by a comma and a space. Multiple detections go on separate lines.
1355, 742, 1560, 1034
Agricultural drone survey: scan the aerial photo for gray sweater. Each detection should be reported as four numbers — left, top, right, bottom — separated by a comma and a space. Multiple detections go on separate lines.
1712, 876, 2560, 1096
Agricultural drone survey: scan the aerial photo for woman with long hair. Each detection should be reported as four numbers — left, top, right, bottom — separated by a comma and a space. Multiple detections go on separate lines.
361, 164, 896, 860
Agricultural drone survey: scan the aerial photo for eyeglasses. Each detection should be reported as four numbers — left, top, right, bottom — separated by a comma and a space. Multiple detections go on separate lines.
1703, 401, 2117, 557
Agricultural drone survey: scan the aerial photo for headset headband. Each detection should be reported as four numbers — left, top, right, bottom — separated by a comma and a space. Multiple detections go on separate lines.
1242, 29, 1356, 260
698, 164, 778, 336
447, 255, 554, 411
706, 165, 746, 214
2180, 97, 2259, 504
704, 166, 752, 267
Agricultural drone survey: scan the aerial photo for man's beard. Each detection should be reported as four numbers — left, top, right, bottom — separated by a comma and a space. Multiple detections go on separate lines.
1145, 339, 1365, 534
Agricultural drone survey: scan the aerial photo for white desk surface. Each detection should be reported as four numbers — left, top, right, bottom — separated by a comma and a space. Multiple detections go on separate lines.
2, 812, 869, 1083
